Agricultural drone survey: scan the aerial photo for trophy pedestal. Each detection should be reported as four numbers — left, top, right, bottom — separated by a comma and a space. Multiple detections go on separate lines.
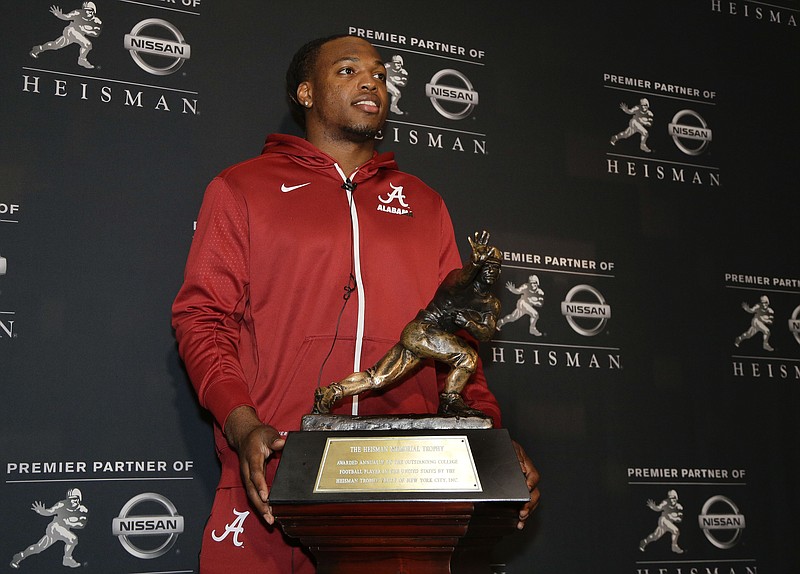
273, 500, 518, 574
271, 421, 527, 574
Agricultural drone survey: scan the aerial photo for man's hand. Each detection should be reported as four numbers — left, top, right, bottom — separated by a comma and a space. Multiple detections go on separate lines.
512, 440, 540, 530
32, 501, 47, 515
224, 406, 286, 525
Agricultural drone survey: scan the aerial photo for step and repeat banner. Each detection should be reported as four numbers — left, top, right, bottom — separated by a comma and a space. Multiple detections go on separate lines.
3, 1, 798, 572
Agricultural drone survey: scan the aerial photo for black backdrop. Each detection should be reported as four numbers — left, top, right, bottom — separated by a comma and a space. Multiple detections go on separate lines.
3, 1, 799, 572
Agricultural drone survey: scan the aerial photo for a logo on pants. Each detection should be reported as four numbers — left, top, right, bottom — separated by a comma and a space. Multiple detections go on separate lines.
211, 508, 249, 548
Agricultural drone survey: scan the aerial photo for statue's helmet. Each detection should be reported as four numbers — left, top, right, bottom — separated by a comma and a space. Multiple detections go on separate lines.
486, 246, 503, 263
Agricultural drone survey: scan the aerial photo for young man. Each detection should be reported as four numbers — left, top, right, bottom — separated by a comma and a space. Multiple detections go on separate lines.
172, 34, 539, 573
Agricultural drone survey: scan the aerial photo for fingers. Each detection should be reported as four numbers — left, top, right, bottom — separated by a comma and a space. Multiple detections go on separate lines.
517, 486, 541, 529
468, 230, 491, 250
240, 449, 272, 524
239, 428, 286, 525
512, 440, 541, 530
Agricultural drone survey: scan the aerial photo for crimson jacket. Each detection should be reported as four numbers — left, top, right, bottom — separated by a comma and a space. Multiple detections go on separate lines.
172, 134, 501, 488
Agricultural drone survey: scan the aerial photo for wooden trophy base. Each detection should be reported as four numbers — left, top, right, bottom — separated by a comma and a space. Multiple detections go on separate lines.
271, 424, 527, 574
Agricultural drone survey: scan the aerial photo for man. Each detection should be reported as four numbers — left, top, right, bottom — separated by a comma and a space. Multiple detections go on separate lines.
496, 274, 544, 336
10, 489, 88, 569
314, 230, 502, 418
639, 490, 684, 554
30, 3, 102, 69
172, 34, 539, 573
734, 295, 774, 351
610, 98, 654, 152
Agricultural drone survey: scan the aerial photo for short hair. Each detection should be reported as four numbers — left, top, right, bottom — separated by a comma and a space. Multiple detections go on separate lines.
285, 34, 352, 130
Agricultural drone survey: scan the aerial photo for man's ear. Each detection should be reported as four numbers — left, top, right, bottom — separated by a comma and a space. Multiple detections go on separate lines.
297, 81, 311, 107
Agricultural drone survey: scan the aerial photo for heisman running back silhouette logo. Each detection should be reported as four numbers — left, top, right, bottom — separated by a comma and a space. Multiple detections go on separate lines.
610, 98, 654, 153
639, 489, 684, 554
30, 3, 103, 69
385, 54, 409, 115
10, 488, 89, 569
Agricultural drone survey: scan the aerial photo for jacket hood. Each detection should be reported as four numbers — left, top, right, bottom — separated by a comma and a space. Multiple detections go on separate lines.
261, 133, 398, 180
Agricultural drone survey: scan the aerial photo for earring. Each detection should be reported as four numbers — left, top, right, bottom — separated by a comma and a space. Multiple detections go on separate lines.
305, 101, 311, 107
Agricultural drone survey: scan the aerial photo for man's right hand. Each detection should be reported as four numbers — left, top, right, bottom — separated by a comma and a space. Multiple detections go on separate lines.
224, 406, 286, 524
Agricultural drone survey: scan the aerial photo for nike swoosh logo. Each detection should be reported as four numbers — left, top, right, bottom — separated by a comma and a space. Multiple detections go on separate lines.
281, 182, 311, 192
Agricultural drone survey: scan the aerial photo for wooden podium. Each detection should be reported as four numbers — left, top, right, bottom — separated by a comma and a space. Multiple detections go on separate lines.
270, 424, 527, 574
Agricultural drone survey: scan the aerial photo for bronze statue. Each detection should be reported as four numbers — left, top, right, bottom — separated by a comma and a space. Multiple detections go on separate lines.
313, 230, 502, 418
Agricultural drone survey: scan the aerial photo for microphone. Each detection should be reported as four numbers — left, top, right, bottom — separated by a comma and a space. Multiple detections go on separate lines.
341, 179, 357, 192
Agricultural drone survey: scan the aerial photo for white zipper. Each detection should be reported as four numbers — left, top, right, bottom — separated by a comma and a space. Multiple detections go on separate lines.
334, 163, 364, 416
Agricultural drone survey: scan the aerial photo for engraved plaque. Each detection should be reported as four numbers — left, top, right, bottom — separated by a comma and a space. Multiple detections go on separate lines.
314, 435, 482, 493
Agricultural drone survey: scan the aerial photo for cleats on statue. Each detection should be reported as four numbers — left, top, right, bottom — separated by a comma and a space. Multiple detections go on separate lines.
438, 392, 487, 418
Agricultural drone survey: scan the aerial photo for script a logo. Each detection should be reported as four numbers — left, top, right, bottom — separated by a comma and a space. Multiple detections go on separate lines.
376, 183, 413, 216
211, 508, 249, 547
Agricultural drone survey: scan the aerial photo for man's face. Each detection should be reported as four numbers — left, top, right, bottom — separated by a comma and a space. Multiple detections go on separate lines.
304, 37, 389, 142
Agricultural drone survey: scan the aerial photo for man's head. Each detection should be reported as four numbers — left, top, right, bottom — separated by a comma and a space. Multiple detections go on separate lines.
83, 1, 96, 16
286, 34, 349, 129
528, 274, 539, 288
286, 35, 388, 140
667, 490, 678, 502
760, 295, 770, 308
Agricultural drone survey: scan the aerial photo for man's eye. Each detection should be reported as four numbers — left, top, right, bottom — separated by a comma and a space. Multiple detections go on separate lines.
339, 67, 355, 75
374, 73, 386, 82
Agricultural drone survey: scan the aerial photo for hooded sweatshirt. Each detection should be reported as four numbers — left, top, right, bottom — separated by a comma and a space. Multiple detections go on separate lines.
172, 134, 501, 488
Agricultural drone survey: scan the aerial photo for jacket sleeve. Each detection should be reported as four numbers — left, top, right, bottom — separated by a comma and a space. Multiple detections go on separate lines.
171, 177, 256, 430
436, 200, 503, 428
